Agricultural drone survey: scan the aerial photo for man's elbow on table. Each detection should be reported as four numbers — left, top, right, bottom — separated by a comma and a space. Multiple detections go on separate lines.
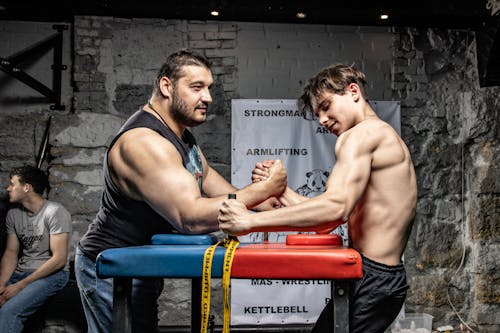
174, 217, 219, 235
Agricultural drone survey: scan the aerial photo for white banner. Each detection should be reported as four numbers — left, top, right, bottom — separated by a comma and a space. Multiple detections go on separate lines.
230, 99, 400, 325
231, 279, 331, 325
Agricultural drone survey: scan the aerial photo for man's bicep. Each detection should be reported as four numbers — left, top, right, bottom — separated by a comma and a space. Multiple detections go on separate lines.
110, 129, 180, 199
112, 131, 210, 230
140, 162, 207, 228
49, 233, 69, 253
49, 233, 70, 265
327, 143, 372, 210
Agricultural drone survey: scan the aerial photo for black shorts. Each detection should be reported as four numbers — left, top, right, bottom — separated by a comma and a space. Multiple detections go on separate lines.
312, 255, 409, 333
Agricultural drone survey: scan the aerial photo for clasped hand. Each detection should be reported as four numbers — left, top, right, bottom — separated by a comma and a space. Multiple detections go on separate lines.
218, 159, 286, 235
218, 199, 252, 236
257, 159, 287, 198
0, 282, 24, 306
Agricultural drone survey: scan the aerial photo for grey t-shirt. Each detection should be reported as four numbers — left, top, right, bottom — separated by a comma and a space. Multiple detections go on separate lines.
6, 200, 72, 272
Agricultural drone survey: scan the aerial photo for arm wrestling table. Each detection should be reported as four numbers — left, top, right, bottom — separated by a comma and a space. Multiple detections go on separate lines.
95, 234, 362, 333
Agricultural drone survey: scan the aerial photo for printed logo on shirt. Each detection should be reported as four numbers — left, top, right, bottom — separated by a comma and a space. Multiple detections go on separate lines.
20, 234, 44, 249
186, 145, 203, 190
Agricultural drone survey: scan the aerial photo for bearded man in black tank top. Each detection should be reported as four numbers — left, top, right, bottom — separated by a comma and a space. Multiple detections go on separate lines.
75, 49, 287, 333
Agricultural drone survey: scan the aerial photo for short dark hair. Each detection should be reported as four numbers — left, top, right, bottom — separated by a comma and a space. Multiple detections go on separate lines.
153, 49, 211, 96
298, 64, 368, 117
10, 165, 48, 195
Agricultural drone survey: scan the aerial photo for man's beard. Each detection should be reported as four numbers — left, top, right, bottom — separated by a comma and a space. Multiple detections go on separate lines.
171, 89, 206, 128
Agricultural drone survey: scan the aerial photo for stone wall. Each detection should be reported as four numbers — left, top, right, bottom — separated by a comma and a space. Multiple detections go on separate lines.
0, 17, 498, 332
393, 28, 499, 332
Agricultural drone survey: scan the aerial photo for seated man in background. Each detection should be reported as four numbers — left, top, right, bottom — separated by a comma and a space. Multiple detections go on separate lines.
0, 165, 72, 333
219, 64, 417, 333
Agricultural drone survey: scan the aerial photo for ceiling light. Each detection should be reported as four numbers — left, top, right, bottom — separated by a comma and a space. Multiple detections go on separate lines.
380, 13, 389, 20
210, 10, 220, 17
296, 12, 306, 19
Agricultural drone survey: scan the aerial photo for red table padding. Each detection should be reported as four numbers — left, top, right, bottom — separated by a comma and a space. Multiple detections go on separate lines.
231, 242, 362, 280
286, 234, 343, 246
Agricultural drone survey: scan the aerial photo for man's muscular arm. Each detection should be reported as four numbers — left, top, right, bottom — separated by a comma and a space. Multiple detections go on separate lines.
219, 130, 374, 235
199, 150, 285, 204
109, 128, 286, 234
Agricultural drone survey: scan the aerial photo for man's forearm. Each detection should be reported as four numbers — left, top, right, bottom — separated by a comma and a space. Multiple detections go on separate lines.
0, 253, 18, 286
19, 256, 66, 287
238, 177, 285, 209
279, 186, 307, 206
237, 159, 287, 208
249, 194, 347, 230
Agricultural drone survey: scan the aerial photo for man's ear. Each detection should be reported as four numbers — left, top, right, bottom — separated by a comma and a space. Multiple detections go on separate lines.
158, 76, 174, 98
348, 83, 361, 102
23, 183, 32, 193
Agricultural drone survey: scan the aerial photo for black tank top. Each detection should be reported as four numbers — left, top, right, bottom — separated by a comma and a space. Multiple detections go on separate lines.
78, 109, 203, 261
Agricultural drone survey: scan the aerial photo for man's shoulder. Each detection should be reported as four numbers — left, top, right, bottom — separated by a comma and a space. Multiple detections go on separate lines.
355, 117, 391, 130
6, 206, 25, 219
111, 127, 184, 168
43, 201, 71, 217
116, 126, 163, 143
43, 201, 72, 232
44, 200, 67, 210
114, 127, 178, 152
6, 207, 26, 232
353, 118, 398, 141
337, 118, 396, 153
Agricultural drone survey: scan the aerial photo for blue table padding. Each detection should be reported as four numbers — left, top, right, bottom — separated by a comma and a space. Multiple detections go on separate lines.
151, 233, 220, 245
96, 245, 226, 278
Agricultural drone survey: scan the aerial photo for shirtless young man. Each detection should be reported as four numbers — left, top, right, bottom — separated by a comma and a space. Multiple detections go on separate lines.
75, 49, 286, 333
218, 64, 417, 333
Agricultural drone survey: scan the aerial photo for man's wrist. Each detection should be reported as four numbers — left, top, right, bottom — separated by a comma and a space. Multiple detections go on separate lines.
253, 179, 272, 199
0, 276, 7, 286
17, 278, 29, 288
247, 213, 257, 231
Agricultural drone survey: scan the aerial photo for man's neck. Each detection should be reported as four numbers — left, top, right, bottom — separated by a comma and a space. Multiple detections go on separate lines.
147, 98, 186, 138
351, 103, 377, 127
361, 104, 378, 121
22, 195, 45, 216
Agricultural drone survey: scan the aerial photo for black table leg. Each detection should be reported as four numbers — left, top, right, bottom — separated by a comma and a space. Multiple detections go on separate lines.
113, 277, 132, 333
191, 277, 202, 333
332, 280, 350, 333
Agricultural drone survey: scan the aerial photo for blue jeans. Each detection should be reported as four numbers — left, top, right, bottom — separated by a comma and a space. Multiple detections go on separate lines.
75, 247, 164, 333
0, 269, 69, 333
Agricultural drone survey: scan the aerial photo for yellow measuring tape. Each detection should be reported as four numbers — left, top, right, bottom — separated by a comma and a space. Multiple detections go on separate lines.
201, 237, 239, 333
201, 194, 240, 333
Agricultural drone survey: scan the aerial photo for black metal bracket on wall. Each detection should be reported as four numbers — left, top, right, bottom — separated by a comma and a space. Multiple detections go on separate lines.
0, 24, 68, 110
